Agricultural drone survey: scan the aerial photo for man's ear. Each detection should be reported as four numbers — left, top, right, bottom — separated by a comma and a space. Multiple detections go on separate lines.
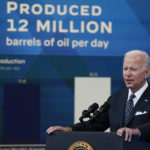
145, 68, 150, 79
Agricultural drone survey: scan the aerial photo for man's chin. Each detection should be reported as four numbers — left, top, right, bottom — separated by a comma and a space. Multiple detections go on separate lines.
125, 84, 133, 89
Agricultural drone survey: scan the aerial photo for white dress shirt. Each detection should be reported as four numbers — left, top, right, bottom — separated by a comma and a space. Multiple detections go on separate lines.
128, 82, 148, 106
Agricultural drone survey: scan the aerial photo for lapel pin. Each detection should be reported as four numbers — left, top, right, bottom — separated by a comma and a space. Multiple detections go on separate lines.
144, 99, 149, 102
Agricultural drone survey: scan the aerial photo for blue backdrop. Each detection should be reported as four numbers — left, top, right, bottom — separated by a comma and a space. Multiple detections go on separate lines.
0, 0, 150, 144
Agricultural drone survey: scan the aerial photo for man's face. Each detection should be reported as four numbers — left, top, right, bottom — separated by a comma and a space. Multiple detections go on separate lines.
123, 54, 148, 93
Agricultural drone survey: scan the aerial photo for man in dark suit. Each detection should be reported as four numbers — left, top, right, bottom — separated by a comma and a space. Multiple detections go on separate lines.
46, 50, 150, 143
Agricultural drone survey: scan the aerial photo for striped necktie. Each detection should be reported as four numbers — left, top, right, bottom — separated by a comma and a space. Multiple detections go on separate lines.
124, 94, 135, 125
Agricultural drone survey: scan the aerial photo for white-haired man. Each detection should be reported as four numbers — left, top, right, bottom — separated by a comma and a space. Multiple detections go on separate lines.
46, 50, 150, 143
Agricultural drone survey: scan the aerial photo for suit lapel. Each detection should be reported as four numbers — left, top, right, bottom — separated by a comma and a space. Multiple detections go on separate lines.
119, 90, 128, 126
126, 85, 150, 126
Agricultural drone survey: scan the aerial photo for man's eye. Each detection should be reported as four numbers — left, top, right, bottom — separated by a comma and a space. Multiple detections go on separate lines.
131, 68, 137, 71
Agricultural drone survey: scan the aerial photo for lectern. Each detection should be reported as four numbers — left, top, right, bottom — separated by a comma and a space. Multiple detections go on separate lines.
46, 131, 150, 150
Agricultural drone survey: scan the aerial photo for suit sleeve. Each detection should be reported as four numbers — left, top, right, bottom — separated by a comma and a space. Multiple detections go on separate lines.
138, 122, 150, 142
70, 106, 110, 132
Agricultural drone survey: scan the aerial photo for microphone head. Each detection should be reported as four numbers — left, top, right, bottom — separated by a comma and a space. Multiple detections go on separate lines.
90, 101, 110, 122
100, 101, 110, 110
79, 103, 99, 123
88, 103, 99, 113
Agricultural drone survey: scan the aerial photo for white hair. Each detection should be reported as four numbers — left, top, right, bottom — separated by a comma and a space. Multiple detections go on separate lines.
124, 50, 150, 71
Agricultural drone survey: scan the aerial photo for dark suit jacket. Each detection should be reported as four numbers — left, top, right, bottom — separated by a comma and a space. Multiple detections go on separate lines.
71, 85, 150, 142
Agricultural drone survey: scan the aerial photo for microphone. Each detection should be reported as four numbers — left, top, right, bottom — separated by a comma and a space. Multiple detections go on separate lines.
79, 103, 99, 123
90, 101, 110, 122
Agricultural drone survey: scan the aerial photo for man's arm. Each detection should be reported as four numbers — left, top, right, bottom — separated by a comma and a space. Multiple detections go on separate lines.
46, 126, 72, 134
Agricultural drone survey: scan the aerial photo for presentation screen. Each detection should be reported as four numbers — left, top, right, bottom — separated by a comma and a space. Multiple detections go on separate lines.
0, 0, 150, 145
1, 0, 150, 56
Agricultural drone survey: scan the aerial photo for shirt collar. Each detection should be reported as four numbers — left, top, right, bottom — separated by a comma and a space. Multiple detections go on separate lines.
128, 82, 148, 101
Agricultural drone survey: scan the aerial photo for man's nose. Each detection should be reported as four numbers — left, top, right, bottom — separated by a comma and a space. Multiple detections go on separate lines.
126, 70, 132, 76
